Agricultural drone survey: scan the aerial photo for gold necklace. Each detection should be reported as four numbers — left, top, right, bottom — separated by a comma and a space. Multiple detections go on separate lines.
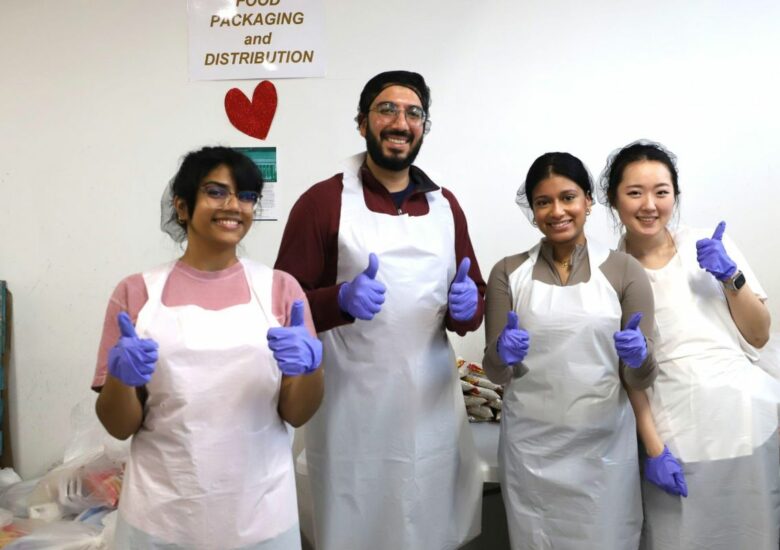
554, 257, 572, 269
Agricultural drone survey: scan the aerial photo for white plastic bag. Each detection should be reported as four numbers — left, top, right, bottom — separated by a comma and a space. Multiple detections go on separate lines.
0, 478, 39, 517
27, 451, 124, 517
4, 521, 104, 550
0, 468, 22, 489
63, 397, 130, 464
0, 506, 12, 528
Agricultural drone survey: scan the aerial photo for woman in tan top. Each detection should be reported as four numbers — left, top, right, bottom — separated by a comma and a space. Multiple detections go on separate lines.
483, 152, 684, 550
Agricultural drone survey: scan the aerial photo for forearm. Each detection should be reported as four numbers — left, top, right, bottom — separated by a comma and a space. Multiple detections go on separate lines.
305, 285, 355, 333
278, 369, 324, 427
95, 375, 144, 440
724, 282, 771, 348
625, 384, 664, 457
619, 257, 658, 390
621, 353, 657, 390
482, 258, 514, 385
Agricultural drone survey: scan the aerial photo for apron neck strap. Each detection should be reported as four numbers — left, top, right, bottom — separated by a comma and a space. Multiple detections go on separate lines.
144, 261, 178, 303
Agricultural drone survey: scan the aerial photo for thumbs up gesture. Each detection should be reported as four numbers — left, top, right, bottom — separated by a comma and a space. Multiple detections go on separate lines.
448, 258, 479, 322
613, 312, 647, 368
337, 253, 387, 320
267, 300, 323, 376
696, 221, 737, 281
108, 312, 159, 387
497, 311, 530, 365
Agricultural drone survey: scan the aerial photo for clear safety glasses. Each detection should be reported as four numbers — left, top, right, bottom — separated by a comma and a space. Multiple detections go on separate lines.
199, 183, 259, 211
369, 101, 431, 132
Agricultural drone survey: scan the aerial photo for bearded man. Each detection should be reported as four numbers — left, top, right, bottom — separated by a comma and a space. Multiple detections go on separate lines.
275, 70, 485, 550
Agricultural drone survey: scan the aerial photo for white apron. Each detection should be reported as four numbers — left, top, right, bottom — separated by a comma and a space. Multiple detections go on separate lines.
500, 241, 642, 550
633, 229, 780, 550
305, 154, 482, 550
115, 260, 300, 550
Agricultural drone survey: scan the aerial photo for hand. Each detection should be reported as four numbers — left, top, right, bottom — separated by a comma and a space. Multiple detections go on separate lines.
497, 311, 530, 365
108, 312, 158, 387
338, 253, 386, 320
613, 312, 647, 368
267, 300, 323, 376
645, 446, 688, 497
696, 221, 737, 281
448, 258, 478, 322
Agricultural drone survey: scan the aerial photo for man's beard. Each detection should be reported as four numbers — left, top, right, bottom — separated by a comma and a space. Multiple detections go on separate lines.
365, 126, 423, 171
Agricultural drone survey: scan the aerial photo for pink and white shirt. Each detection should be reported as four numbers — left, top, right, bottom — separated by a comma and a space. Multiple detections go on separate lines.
92, 260, 315, 389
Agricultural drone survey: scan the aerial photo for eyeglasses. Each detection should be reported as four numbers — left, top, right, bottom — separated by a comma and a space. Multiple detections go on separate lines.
199, 183, 260, 210
369, 101, 430, 131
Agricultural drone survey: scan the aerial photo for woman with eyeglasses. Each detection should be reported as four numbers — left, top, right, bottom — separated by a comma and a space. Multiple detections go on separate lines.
482, 152, 668, 549
92, 146, 323, 549
600, 140, 780, 550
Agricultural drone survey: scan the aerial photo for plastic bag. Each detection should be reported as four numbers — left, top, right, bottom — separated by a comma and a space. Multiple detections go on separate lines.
0, 508, 12, 529
0, 522, 31, 548
463, 395, 488, 408
460, 380, 477, 392
27, 452, 124, 517
25, 397, 127, 518
467, 405, 494, 421
458, 357, 505, 423
0, 471, 22, 491
4, 521, 103, 550
467, 386, 501, 402
0, 479, 39, 518
63, 398, 129, 465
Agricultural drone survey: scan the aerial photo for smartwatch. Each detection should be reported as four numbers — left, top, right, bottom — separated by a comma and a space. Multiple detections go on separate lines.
722, 269, 746, 292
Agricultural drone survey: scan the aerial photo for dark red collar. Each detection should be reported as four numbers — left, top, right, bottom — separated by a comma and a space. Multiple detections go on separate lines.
359, 162, 440, 196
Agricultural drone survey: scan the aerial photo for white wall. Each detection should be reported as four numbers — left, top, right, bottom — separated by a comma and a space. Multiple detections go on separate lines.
1, 0, 778, 479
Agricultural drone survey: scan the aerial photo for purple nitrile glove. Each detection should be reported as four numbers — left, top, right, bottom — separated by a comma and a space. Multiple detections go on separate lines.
613, 312, 647, 368
497, 311, 530, 365
267, 300, 323, 376
645, 446, 688, 497
448, 258, 478, 322
696, 221, 737, 281
338, 253, 386, 321
108, 311, 158, 387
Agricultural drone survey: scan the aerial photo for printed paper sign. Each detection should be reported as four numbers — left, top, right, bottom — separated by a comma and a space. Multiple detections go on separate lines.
234, 146, 278, 221
188, 0, 326, 81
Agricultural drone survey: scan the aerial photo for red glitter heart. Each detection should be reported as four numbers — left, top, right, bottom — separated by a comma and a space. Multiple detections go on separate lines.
224, 81, 277, 140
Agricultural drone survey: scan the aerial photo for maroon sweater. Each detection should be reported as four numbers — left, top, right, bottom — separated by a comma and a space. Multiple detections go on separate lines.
274, 163, 486, 336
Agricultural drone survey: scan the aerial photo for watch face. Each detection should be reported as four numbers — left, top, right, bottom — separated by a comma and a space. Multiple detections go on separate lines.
734, 272, 746, 290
